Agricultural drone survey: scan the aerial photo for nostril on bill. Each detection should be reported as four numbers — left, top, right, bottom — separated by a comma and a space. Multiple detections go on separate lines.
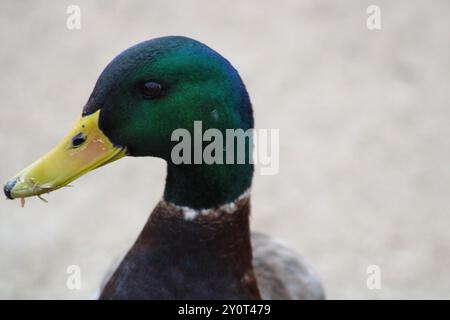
4, 177, 18, 199
71, 132, 87, 148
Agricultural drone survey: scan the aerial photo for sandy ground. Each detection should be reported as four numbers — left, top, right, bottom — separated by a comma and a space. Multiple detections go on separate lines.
0, 0, 449, 299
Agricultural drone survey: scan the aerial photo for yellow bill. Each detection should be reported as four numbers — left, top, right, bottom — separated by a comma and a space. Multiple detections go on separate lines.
4, 110, 126, 200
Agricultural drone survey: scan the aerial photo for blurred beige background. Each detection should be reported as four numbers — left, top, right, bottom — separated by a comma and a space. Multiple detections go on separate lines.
0, 0, 449, 299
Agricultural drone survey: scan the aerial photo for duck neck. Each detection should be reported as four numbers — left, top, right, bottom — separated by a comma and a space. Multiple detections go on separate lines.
134, 192, 260, 299
163, 162, 253, 209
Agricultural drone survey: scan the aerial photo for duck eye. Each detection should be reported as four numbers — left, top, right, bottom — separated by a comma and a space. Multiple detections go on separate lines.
142, 81, 163, 99
71, 132, 86, 148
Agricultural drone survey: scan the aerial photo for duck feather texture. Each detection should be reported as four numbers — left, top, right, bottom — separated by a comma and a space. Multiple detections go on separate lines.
99, 193, 324, 300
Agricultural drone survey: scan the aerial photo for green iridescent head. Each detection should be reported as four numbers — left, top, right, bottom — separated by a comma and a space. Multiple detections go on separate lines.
84, 36, 253, 158
4, 36, 254, 209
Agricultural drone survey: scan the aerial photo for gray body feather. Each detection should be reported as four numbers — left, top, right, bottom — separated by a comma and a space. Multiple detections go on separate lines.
251, 233, 325, 300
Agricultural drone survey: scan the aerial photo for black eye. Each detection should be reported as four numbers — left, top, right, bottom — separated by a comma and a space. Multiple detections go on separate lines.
72, 132, 86, 148
142, 81, 163, 99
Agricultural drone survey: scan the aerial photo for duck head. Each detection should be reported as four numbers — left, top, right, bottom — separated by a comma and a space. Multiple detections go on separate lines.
4, 36, 254, 209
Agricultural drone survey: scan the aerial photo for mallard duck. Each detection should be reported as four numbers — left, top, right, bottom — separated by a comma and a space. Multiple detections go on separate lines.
4, 36, 324, 300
